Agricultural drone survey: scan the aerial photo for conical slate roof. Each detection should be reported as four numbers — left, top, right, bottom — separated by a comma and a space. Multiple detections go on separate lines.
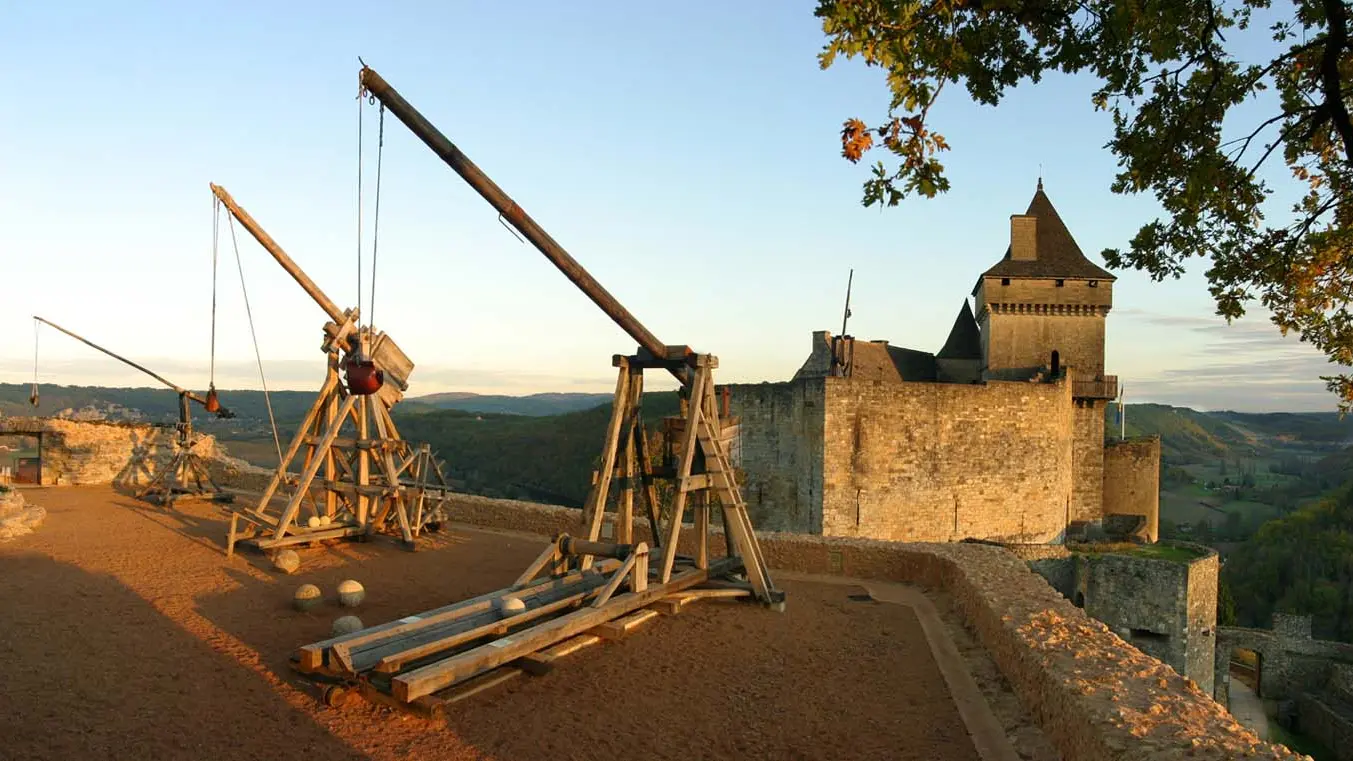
937, 300, 982, 360
976, 181, 1116, 286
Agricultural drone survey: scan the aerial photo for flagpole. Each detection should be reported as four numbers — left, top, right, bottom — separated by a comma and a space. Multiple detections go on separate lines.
1119, 383, 1126, 440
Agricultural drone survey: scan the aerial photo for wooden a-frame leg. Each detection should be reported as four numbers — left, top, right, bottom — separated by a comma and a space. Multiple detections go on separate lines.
580, 365, 632, 568
274, 395, 358, 539
659, 365, 709, 583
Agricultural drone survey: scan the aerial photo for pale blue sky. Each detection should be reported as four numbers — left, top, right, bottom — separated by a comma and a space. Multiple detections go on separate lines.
0, 1, 1341, 412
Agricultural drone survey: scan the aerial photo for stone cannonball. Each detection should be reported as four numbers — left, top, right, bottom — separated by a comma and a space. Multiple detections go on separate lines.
272, 549, 301, 574
337, 579, 366, 608
332, 615, 364, 637
293, 583, 323, 612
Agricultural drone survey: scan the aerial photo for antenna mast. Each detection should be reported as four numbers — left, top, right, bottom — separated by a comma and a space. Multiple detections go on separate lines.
840, 268, 854, 336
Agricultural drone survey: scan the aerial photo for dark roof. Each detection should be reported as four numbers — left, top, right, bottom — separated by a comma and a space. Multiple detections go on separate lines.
972, 182, 1115, 293
937, 300, 982, 360
843, 340, 937, 382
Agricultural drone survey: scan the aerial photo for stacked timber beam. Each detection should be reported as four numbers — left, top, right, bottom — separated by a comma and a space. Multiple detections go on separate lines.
295, 533, 752, 713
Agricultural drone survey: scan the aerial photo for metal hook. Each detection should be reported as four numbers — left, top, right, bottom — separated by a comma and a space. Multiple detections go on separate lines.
497, 214, 525, 243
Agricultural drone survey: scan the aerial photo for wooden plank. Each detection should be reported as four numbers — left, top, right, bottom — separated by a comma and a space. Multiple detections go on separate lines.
581, 367, 630, 560
591, 608, 660, 641
513, 653, 554, 677
543, 634, 601, 659
590, 551, 638, 609
273, 394, 359, 539
674, 588, 752, 602
252, 524, 363, 549
514, 541, 561, 588
434, 668, 521, 706
660, 365, 707, 582
371, 587, 600, 674
252, 371, 339, 521
393, 566, 713, 703
296, 569, 603, 672
323, 562, 621, 671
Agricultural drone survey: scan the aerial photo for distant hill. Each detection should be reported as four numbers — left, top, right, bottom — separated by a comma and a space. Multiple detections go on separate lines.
412, 391, 613, 417
1104, 403, 1353, 465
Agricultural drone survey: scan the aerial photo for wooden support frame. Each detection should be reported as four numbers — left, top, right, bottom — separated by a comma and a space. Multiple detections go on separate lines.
223, 326, 456, 558
291, 351, 785, 714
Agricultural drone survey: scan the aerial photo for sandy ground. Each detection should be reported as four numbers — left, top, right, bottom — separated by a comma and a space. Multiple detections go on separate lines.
1, 486, 996, 761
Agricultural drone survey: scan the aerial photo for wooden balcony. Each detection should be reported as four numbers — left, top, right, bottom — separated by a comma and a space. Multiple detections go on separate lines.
1072, 375, 1118, 400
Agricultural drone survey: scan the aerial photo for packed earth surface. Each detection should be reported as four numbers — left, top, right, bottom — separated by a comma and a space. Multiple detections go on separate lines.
0, 486, 1052, 761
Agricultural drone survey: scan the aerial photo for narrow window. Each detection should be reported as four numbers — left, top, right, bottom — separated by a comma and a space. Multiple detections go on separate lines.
1001, 278, 1010, 286
1055, 279, 1065, 287
1088, 280, 1099, 288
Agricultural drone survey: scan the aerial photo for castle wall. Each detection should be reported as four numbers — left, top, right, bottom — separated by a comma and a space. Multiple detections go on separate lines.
817, 376, 1074, 543
725, 380, 825, 534
1071, 401, 1106, 524
1104, 436, 1162, 542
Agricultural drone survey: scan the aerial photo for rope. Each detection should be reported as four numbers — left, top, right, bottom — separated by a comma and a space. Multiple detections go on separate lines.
356, 92, 364, 330
369, 103, 385, 329
210, 197, 219, 388
226, 213, 284, 465
31, 317, 39, 404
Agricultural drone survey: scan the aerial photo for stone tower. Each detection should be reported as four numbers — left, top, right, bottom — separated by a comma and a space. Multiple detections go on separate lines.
972, 181, 1120, 526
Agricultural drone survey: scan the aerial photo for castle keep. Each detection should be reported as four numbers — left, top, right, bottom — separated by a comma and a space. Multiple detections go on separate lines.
728, 182, 1161, 544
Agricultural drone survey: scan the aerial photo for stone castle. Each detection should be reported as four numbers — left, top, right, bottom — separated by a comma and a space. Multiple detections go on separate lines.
728, 181, 1161, 546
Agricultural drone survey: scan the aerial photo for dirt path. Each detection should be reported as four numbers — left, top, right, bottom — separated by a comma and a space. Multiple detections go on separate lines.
0, 486, 991, 761
1228, 679, 1271, 741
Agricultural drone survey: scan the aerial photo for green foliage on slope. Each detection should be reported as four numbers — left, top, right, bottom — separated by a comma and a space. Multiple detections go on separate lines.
392, 392, 681, 506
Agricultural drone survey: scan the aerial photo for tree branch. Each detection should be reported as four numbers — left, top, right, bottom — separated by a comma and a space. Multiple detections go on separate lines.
1318, 0, 1353, 162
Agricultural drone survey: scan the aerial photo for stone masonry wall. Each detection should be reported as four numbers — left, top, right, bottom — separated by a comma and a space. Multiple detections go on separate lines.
0, 416, 268, 492
1104, 436, 1162, 542
726, 379, 825, 534
1071, 401, 1106, 524
1076, 547, 1218, 696
438, 493, 1307, 761
818, 376, 1074, 543
975, 277, 1112, 381
1187, 549, 1221, 697
982, 314, 1108, 382
0, 417, 179, 486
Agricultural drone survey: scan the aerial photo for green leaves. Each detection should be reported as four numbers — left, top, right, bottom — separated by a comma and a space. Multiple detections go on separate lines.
818, 0, 1353, 411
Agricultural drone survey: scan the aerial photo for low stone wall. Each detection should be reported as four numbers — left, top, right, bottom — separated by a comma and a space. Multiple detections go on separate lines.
1296, 694, 1353, 761
441, 493, 1307, 761
0, 417, 178, 486
0, 416, 274, 493
1003, 543, 1072, 561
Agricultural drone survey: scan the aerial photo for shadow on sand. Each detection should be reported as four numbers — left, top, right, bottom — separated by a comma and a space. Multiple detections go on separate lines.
0, 552, 371, 761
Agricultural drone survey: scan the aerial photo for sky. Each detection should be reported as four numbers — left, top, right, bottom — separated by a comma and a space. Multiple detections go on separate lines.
0, 1, 1343, 413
